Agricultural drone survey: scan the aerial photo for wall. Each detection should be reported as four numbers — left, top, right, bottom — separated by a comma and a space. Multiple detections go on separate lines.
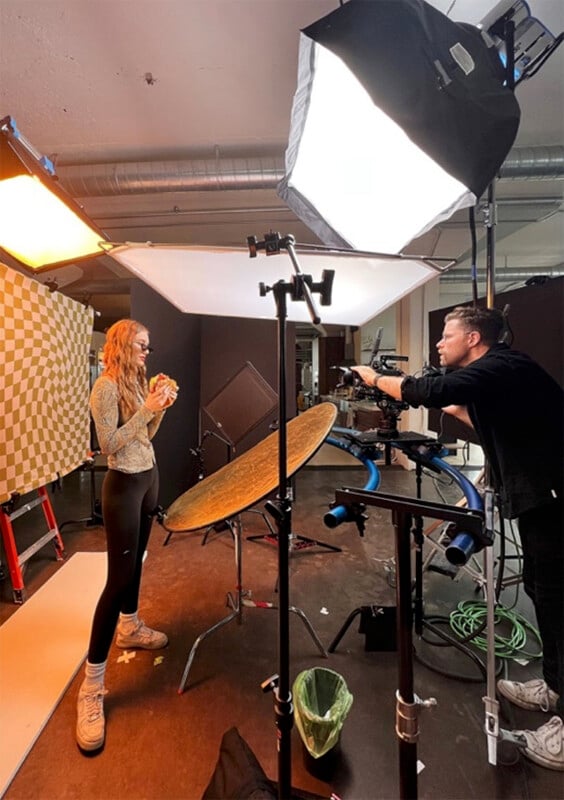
131, 281, 201, 508
359, 305, 396, 358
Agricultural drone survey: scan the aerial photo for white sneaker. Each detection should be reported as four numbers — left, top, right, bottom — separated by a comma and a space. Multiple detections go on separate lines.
497, 678, 559, 712
514, 716, 564, 771
76, 686, 107, 752
116, 618, 168, 650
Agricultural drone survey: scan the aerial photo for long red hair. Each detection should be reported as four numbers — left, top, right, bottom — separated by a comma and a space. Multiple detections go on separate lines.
102, 319, 149, 421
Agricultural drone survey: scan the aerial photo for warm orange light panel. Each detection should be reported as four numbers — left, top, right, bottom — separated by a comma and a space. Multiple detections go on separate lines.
0, 174, 105, 268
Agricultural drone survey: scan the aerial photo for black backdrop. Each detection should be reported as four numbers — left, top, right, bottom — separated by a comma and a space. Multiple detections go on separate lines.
427, 276, 564, 444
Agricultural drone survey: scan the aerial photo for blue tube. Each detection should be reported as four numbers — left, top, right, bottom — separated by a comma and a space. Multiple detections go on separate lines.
430, 456, 484, 565
323, 434, 380, 528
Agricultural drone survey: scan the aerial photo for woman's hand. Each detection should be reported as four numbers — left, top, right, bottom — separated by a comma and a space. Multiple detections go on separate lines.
145, 383, 177, 413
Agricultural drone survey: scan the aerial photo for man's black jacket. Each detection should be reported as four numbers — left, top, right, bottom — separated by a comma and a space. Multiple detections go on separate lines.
401, 344, 563, 518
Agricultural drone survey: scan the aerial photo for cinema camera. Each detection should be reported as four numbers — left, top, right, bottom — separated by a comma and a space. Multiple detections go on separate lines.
336, 354, 410, 438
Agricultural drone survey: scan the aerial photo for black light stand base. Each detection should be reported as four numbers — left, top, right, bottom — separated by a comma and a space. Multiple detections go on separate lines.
329, 604, 397, 653
247, 531, 341, 554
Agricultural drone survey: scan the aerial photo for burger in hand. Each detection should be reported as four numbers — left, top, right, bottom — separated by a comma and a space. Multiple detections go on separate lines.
149, 373, 179, 394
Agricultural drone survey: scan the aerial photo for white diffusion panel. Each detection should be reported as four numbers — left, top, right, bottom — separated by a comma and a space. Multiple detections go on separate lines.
110, 244, 441, 326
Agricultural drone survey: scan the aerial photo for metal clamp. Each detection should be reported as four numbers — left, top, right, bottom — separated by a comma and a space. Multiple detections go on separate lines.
395, 691, 437, 743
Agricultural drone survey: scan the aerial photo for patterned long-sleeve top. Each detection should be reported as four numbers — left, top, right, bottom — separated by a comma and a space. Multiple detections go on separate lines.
90, 375, 165, 473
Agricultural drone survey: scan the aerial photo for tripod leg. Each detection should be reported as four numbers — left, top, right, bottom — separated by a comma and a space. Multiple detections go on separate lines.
328, 607, 363, 653
289, 606, 328, 657
291, 533, 342, 553
178, 608, 239, 694
178, 517, 245, 693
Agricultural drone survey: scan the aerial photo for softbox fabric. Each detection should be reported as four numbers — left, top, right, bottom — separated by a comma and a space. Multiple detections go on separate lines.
301, 0, 520, 197
278, 0, 521, 251
0, 263, 93, 503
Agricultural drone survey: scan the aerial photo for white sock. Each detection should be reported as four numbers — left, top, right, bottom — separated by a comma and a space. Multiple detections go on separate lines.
82, 660, 107, 691
118, 611, 139, 630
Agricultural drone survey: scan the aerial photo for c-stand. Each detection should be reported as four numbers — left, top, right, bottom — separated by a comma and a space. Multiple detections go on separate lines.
334, 486, 485, 800
248, 231, 333, 800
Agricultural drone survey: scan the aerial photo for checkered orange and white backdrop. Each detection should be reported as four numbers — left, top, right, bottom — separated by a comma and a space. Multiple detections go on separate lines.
0, 263, 94, 504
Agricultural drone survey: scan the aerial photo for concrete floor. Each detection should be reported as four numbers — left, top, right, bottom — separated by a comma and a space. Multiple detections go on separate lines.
0, 458, 561, 799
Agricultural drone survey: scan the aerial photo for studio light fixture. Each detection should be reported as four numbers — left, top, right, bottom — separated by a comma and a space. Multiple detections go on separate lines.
480, 0, 563, 85
278, 0, 521, 254
0, 116, 109, 271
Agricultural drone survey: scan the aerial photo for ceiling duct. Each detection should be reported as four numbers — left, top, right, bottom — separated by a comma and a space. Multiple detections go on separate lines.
57, 146, 564, 199
440, 267, 564, 282
57, 156, 285, 197
500, 145, 564, 180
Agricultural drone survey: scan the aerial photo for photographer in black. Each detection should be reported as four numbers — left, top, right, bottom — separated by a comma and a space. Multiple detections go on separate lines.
352, 305, 563, 771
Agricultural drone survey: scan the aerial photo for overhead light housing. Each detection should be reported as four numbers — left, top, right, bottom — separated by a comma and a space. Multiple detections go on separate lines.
278, 0, 521, 254
479, 0, 563, 85
0, 116, 109, 271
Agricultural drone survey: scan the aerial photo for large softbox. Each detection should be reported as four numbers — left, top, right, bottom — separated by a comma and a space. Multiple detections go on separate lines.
278, 0, 521, 253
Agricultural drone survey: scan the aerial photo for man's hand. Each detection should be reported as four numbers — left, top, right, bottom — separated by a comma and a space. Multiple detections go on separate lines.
350, 365, 378, 386
351, 365, 405, 401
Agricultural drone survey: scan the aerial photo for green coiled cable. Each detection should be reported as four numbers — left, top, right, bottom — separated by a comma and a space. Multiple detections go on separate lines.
449, 600, 543, 660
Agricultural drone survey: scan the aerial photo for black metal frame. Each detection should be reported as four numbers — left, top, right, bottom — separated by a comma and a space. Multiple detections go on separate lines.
335, 487, 484, 800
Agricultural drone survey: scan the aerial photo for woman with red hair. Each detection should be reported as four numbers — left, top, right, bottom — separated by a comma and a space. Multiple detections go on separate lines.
76, 319, 177, 753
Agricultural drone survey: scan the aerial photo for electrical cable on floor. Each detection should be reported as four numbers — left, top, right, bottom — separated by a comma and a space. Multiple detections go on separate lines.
416, 494, 539, 682
416, 615, 492, 682
449, 600, 543, 661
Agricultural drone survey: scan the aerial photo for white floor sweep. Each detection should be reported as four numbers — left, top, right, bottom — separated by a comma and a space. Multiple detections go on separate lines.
0, 552, 107, 797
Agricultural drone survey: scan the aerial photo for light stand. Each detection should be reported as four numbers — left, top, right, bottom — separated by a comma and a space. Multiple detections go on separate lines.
480, 17, 514, 765
59, 350, 105, 531
58, 450, 104, 530
248, 232, 333, 800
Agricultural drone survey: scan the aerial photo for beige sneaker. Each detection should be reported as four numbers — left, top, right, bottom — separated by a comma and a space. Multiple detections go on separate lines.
116, 618, 168, 650
76, 686, 107, 752
514, 716, 564, 771
497, 678, 559, 712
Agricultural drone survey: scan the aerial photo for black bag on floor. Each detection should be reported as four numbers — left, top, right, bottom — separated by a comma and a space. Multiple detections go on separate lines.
201, 726, 276, 800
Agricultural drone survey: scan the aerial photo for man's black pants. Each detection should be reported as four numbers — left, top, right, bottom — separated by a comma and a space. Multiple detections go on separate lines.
518, 499, 564, 718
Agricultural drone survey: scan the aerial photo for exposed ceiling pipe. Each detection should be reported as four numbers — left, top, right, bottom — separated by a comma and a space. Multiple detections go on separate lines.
58, 156, 284, 197
500, 145, 564, 181
57, 145, 564, 198
440, 267, 564, 282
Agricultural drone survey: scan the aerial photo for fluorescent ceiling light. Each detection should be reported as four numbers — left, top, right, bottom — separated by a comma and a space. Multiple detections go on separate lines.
0, 116, 109, 271
109, 243, 450, 326
278, 0, 521, 253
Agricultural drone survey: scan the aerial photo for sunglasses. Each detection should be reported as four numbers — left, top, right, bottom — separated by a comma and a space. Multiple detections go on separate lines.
133, 341, 154, 354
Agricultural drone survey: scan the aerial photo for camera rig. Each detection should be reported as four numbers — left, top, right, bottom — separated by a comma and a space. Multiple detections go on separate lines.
336, 353, 410, 438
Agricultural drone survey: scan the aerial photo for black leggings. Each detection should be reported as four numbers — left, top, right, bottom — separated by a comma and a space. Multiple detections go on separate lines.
87, 466, 159, 664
